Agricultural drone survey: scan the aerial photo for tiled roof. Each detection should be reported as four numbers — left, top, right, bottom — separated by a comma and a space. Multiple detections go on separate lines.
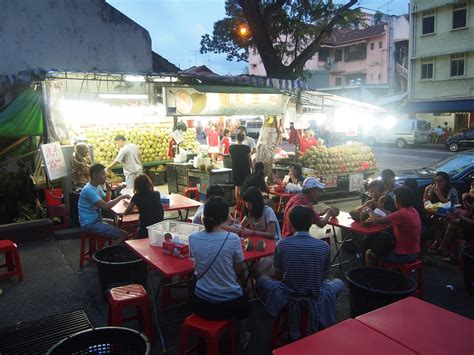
325, 23, 386, 45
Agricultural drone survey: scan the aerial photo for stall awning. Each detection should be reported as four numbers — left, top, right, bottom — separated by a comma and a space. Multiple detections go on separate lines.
0, 89, 43, 137
401, 99, 474, 114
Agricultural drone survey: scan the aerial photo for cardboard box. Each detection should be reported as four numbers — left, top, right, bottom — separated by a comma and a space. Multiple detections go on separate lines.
162, 240, 189, 259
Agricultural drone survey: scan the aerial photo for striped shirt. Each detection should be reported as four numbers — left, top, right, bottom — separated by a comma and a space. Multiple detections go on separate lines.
273, 231, 330, 297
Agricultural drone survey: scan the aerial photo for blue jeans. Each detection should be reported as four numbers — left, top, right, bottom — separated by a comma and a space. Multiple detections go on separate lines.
82, 220, 126, 240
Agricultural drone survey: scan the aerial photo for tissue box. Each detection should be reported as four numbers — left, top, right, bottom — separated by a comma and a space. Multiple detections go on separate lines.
162, 240, 189, 259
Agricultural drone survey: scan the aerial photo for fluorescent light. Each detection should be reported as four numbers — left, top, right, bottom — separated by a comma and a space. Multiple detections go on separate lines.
123, 75, 146, 82
98, 94, 148, 100
152, 76, 178, 82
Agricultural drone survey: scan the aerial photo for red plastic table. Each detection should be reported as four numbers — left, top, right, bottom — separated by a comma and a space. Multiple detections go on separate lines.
112, 193, 202, 220
356, 297, 474, 355
268, 187, 296, 213
272, 319, 417, 355
328, 211, 388, 268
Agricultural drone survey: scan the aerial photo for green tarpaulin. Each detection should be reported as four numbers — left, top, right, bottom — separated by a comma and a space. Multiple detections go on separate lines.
0, 89, 43, 136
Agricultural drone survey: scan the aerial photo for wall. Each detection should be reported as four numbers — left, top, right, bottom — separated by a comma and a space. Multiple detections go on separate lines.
0, 0, 153, 75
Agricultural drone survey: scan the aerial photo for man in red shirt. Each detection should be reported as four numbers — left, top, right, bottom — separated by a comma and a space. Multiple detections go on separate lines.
365, 186, 421, 266
221, 129, 231, 168
282, 177, 339, 237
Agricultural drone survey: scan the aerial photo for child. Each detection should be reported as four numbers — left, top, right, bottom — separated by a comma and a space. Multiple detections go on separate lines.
124, 174, 164, 238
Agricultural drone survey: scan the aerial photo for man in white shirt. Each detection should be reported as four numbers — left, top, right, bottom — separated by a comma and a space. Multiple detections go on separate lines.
238, 126, 257, 155
106, 135, 143, 189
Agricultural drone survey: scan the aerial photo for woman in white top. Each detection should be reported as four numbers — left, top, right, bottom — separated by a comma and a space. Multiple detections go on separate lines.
240, 187, 281, 240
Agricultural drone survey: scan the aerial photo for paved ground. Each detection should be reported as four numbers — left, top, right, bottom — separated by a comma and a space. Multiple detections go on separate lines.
1, 196, 473, 354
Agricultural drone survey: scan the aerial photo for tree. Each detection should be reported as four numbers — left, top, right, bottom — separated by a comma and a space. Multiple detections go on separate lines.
201, 0, 361, 79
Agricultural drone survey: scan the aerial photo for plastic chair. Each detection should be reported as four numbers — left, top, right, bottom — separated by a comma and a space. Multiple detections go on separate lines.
118, 214, 139, 239
381, 259, 424, 299
108, 284, 154, 344
79, 231, 112, 268
178, 314, 236, 355
161, 274, 194, 309
47, 204, 69, 230
0, 240, 24, 282
233, 199, 245, 222
184, 187, 200, 202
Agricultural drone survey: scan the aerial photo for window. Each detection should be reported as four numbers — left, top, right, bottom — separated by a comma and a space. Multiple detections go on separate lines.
450, 53, 465, 77
379, 41, 383, 49
335, 77, 342, 86
452, 3, 467, 29
319, 48, 329, 62
395, 121, 414, 131
344, 43, 367, 61
422, 11, 435, 35
378, 73, 382, 79
421, 58, 434, 80
345, 73, 366, 85
370, 43, 374, 50
335, 49, 343, 62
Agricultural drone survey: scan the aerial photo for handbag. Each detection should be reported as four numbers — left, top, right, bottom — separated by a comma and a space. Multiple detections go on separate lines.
195, 232, 231, 281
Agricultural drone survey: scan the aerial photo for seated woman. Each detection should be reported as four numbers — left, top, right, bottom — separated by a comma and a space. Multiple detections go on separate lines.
239, 187, 281, 240
289, 163, 304, 186
423, 171, 459, 205
240, 162, 269, 195
192, 185, 225, 224
438, 207, 474, 263
365, 187, 421, 266
461, 178, 474, 214
124, 174, 163, 238
188, 197, 250, 347
423, 171, 459, 251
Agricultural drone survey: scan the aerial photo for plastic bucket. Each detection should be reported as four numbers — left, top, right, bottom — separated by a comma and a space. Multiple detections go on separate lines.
45, 188, 64, 206
47, 327, 150, 355
462, 246, 474, 296
346, 267, 417, 317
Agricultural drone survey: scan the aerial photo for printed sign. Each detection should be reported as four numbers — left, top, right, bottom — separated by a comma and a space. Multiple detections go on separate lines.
349, 173, 364, 192
321, 175, 338, 189
40, 143, 67, 181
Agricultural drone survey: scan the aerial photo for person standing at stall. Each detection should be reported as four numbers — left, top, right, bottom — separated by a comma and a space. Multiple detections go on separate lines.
207, 124, 220, 164
71, 142, 93, 189
221, 128, 231, 168
229, 132, 252, 200
106, 135, 143, 190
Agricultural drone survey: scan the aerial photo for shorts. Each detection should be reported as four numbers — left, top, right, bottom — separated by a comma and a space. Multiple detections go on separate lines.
375, 249, 418, 264
208, 146, 219, 154
82, 221, 126, 240
191, 292, 249, 320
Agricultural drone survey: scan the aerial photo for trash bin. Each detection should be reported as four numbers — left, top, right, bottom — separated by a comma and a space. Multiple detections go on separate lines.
92, 245, 148, 299
462, 246, 474, 296
346, 267, 417, 317
47, 327, 150, 355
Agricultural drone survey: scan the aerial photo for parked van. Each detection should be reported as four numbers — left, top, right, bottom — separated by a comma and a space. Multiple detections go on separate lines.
239, 118, 263, 139
362, 119, 430, 148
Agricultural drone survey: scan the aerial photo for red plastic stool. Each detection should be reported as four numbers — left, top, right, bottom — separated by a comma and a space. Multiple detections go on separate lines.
161, 274, 194, 309
79, 231, 112, 268
382, 259, 424, 299
47, 204, 69, 230
233, 199, 245, 222
184, 187, 200, 202
0, 240, 24, 282
118, 214, 140, 239
108, 284, 154, 344
178, 314, 236, 355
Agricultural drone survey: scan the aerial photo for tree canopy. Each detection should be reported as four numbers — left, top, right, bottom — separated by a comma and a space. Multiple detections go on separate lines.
201, 0, 361, 79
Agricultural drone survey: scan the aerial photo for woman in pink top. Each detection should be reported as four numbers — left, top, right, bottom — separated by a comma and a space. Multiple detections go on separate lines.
365, 187, 421, 266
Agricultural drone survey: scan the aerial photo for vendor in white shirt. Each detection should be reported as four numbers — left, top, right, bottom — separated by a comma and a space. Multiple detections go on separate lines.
106, 135, 143, 190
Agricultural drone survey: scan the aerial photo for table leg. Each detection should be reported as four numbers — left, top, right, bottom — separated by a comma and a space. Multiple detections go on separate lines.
146, 266, 166, 353
330, 226, 357, 269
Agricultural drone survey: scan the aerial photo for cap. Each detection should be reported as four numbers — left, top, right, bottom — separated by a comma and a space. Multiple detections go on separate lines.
302, 177, 326, 191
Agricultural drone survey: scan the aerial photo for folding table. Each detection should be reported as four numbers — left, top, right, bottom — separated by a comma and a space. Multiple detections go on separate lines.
327, 211, 387, 268
272, 319, 417, 355
356, 297, 474, 355
268, 188, 296, 213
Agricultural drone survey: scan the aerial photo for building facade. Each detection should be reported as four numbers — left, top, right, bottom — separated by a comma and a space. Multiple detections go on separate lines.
405, 0, 474, 130
0, 0, 154, 75
248, 12, 409, 107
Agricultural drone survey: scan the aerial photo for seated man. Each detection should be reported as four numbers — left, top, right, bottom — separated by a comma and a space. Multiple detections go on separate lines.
282, 177, 338, 238
257, 206, 344, 340
78, 164, 131, 244
358, 180, 397, 215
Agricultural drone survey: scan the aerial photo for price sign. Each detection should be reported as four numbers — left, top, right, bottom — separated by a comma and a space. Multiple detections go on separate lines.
349, 173, 364, 192
322, 175, 338, 188
40, 143, 67, 181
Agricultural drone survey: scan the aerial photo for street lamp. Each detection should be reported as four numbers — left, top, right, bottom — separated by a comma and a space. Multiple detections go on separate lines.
238, 24, 250, 38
